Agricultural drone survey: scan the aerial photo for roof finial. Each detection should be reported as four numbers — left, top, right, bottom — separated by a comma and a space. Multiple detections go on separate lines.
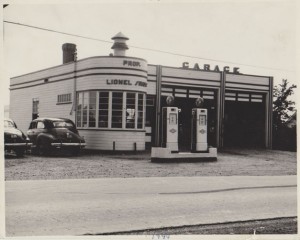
111, 32, 129, 56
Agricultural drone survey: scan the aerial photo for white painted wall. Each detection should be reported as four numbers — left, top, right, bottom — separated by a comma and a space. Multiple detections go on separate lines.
10, 79, 74, 133
78, 130, 146, 151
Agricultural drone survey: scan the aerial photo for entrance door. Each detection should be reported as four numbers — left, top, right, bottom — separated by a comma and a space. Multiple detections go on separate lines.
224, 92, 265, 148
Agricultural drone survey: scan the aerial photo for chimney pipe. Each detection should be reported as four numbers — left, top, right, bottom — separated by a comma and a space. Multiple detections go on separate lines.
62, 43, 77, 64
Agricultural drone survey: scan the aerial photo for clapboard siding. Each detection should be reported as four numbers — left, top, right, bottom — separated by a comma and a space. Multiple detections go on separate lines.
147, 75, 157, 81
148, 65, 157, 75
11, 56, 148, 86
10, 79, 74, 132
11, 63, 75, 85
147, 81, 156, 95
226, 74, 270, 86
78, 130, 146, 150
76, 57, 148, 71
162, 67, 221, 81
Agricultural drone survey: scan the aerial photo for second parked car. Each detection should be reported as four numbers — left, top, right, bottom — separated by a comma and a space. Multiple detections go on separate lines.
27, 117, 86, 155
4, 118, 31, 157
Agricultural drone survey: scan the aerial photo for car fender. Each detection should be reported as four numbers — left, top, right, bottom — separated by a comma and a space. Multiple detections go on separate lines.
36, 133, 56, 145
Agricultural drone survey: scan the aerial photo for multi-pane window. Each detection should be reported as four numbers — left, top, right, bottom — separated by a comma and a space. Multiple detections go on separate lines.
57, 93, 72, 104
89, 91, 96, 127
76, 91, 145, 130
137, 93, 144, 129
76, 92, 83, 127
98, 92, 109, 127
32, 98, 39, 120
126, 93, 136, 128
111, 92, 123, 128
82, 92, 88, 127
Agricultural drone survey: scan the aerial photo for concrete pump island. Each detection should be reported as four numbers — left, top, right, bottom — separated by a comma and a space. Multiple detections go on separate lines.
151, 95, 217, 162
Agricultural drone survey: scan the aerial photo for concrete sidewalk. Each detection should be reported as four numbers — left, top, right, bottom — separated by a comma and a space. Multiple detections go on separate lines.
6, 176, 297, 236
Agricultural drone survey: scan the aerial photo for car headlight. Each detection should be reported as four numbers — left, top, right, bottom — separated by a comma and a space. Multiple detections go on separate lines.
11, 134, 18, 139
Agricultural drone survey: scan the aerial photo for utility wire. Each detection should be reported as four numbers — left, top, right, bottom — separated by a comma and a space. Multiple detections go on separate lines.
4, 20, 112, 44
4, 20, 294, 72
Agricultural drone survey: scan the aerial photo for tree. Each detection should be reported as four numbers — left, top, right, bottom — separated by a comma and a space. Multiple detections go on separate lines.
273, 79, 296, 128
272, 79, 297, 151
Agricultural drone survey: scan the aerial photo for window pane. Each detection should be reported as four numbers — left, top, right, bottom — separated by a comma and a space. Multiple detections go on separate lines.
37, 122, 44, 129
126, 93, 136, 129
89, 91, 96, 127
111, 92, 123, 128
76, 93, 83, 127
98, 91, 109, 128
137, 93, 144, 129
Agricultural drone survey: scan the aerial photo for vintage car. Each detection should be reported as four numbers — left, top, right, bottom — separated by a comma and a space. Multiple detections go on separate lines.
27, 117, 86, 155
4, 118, 31, 157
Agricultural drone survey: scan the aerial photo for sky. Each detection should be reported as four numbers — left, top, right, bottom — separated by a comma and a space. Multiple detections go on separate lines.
1, 0, 298, 107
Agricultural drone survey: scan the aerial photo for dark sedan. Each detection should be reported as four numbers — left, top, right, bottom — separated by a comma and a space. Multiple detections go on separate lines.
27, 117, 86, 155
4, 118, 32, 157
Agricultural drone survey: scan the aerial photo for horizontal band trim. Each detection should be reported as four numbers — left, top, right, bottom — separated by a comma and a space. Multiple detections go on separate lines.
226, 81, 270, 87
162, 75, 221, 83
10, 73, 148, 90
225, 86, 270, 92
162, 81, 221, 89
11, 67, 148, 87
11, 56, 147, 79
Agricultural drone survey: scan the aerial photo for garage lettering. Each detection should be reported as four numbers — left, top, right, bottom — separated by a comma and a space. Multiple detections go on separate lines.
182, 62, 240, 74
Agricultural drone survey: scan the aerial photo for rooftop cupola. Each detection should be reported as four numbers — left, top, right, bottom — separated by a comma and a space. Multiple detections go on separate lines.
111, 32, 129, 56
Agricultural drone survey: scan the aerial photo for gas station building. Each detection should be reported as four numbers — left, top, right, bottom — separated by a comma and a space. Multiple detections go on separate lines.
9, 33, 273, 151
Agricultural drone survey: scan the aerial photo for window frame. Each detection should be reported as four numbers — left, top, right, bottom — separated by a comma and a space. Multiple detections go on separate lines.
76, 90, 146, 130
57, 93, 72, 104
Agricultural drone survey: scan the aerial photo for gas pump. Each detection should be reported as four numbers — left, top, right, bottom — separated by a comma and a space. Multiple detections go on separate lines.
191, 97, 208, 152
151, 96, 217, 162
161, 96, 179, 153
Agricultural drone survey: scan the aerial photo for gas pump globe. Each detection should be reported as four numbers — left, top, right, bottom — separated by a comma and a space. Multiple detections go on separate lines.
161, 96, 179, 152
191, 97, 208, 152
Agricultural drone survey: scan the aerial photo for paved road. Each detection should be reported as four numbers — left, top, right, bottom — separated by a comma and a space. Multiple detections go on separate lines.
6, 176, 297, 236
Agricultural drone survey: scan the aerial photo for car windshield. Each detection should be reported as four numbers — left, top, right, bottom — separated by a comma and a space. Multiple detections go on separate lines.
4, 120, 15, 128
53, 121, 75, 128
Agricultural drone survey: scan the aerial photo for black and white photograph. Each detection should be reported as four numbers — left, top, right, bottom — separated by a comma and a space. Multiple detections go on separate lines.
1, 0, 298, 239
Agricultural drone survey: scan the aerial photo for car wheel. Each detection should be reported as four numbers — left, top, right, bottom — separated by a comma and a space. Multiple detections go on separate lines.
71, 147, 81, 156
37, 140, 51, 156
15, 149, 25, 157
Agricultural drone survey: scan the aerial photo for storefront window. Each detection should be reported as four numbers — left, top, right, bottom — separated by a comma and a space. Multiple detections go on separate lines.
77, 91, 145, 130
126, 93, 136, 128
76, 93, 83, 127
98, 91, 109, 127
137, 93, 144, 129
89, 91, 96, 127
82, 92, 89, 127
111, 92, 123, 128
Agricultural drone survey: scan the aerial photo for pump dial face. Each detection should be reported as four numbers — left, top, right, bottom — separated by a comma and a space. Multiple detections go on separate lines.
169, 113, 177, 125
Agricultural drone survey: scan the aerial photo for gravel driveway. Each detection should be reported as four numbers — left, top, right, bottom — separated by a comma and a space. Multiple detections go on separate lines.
5, 148, 296, 180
